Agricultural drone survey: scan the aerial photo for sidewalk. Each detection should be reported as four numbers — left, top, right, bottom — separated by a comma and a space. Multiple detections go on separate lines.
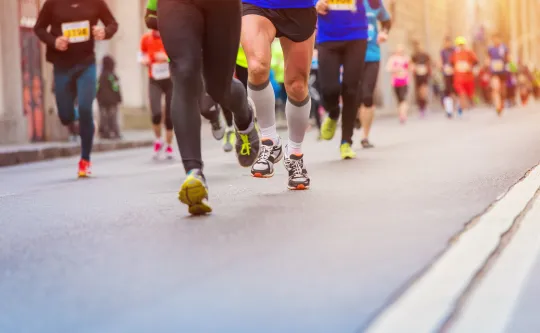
0, 130, 154, 167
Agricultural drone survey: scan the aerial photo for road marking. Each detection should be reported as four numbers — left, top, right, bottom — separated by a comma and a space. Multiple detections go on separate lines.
449, 194, 540, 333
364, 164, 540, 333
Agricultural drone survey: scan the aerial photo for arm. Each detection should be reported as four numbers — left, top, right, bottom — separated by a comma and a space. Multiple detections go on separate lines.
378, 2, 392, 34
98, 0, 118, 39
145, 0, 158, 30
33, 1, 57, 47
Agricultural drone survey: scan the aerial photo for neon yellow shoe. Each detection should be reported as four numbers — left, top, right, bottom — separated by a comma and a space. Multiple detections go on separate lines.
178, 169, 212, 215
320, 117, 337, 140
340, 142, 357, 160
222, 130, 236, 152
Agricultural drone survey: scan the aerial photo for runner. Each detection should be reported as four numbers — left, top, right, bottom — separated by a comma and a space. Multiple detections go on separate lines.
316, 0, 368, 160
139, 30, 175, 159
411, 41, 432, 117
487, 33, 509, 116
517, 61, 533, 106
222, 47, 249, 153
478, 62, 492, 104
440, 36, 456, 118
147, 0, 260, 215
309, 46, 323, 137
242, 0, 316, 189
386, 44, 410, 123
144, 6, 226, 150
358, 0, 391, 149
451, 36, 478, 112
34, 0, 118, 177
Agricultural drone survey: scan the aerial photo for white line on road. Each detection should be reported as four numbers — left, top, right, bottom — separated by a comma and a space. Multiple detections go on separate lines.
364, 164, 540, 333
449, 194, 540, 333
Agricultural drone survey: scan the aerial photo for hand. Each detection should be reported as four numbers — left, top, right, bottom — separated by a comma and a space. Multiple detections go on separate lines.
141, 56, 150, 66
154, 52, 169, 62
316, 0, 329, 15
377, 31, 388, 44
55, 36, 69, 51
92, 26, 106, 40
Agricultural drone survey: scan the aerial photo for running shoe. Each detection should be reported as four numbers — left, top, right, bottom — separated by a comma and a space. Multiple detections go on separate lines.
251, 138, 283, 178
153, 139, 163, 159
178, 169, 212, 215
340, 142, 357, 159
320, 117, 337, 140
235, 122, 260, 167
222, 130, 235, 152
78, 159, 92, 178
165, 145, 174, 159
284, 152, 310, 190
361, 138, 374, 149
210, 111, 225, 141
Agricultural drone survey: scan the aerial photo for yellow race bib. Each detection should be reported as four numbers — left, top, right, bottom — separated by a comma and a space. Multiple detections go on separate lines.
415, 64, 428, 76
328, 0, 356, 11
491, 59, 504, 72
61, 21, 90, 43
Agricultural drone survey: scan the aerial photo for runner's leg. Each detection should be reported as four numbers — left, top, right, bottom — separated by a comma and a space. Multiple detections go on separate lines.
360, 61, 379, 147
148, 78, 164, 155
158, 0, 204, 172
280, 33, 314, 155
76, 63, 97, 162
318, 41, 342, 140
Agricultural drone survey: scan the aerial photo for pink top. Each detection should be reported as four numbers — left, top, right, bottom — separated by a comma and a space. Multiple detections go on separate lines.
386, 54, 410, 87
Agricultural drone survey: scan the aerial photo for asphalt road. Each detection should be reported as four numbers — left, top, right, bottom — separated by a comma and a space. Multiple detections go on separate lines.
1, 105, 540, 333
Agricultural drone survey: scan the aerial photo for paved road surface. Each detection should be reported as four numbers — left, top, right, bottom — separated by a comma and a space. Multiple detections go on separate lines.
1, 106, 540, 333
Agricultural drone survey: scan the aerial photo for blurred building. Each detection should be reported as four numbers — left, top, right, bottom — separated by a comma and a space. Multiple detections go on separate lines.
1, 0, 539, 144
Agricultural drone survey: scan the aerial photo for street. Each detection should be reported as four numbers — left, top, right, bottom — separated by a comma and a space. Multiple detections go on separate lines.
1, 106, 540, 333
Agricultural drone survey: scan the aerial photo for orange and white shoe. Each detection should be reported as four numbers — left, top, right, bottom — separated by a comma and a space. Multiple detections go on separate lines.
78, 159, 92, 178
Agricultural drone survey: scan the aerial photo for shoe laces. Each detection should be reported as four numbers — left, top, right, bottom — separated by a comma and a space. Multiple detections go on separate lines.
239, 133, 251, 156
288, 157, 304, 177
256, 144, 272, 162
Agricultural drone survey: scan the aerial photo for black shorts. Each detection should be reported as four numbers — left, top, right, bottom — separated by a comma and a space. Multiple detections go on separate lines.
394, 85, 408, 103
360, 61, 380, 106
242, 3, 317, 43
444, 75, 455, 96
414, 75, 429, 87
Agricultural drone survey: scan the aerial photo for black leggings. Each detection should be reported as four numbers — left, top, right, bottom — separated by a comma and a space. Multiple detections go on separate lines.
149, 78, 173, 130
158, 0, 251, 172
318, 39, 367, 144
223, 64, 248, 127
360, 61, 380, 107
309, 69, 322, 129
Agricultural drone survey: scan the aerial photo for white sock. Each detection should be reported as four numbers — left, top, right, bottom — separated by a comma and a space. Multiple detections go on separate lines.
259, 124, 279, 144
248, 80, 276, 135
286, 96, 311, 155
443, 97, 454, 114
288, 140, 302, 155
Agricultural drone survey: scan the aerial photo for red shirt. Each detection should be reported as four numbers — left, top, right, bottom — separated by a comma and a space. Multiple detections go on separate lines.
451, 49, 478, 82
140, 32, 168, 78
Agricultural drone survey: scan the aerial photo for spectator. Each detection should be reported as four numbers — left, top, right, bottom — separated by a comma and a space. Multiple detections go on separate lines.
96, 55, 122, 139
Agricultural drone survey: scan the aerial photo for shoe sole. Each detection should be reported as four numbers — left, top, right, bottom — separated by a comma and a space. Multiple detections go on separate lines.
251, 149, 284, 178
78, 172, 91, 178
223, 143, 233, 152
178, 176, 212, 215
288, 183, 309, 190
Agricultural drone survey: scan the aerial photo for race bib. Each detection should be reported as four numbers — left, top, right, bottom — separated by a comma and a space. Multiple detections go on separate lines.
456, 61, 471, 73
151, 63, 171, 80
491, 59, 504, 72
61, 21, 90, 43
443, 64, 453, 75
415, 64, 428, 76
328, 0, 356, 11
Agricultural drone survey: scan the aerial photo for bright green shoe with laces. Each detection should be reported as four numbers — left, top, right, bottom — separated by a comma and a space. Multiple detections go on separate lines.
340, 142, 357, 160
222, 130, 236, 152
320, 117, 337, 140
235, 123, 260, 167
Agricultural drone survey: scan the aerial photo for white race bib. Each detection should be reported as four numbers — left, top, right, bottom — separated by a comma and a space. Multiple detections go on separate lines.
151, 62, 171, 80
456, 61, 471, 73
491, 59, 504, 72
61, 21, 90, 43
443, 64, 453, 75
415, 64, 428, 76
328, 0, 356, 11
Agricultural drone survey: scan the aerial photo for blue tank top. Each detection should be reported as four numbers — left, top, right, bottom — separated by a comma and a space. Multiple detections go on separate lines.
364, 0, 390, 62
488, 44, 508, 74
316, 2, 368, 44
243, 0, 314, 9
440, 47, 454, 76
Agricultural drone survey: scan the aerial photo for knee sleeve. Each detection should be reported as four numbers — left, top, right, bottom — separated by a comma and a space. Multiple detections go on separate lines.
152, 114, 162, 125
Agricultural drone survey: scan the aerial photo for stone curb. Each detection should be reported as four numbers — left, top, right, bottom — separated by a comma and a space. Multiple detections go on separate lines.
0, 139, 154, 168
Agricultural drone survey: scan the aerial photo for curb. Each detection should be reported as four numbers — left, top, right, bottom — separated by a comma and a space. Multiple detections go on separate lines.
0, 140, 154, 168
